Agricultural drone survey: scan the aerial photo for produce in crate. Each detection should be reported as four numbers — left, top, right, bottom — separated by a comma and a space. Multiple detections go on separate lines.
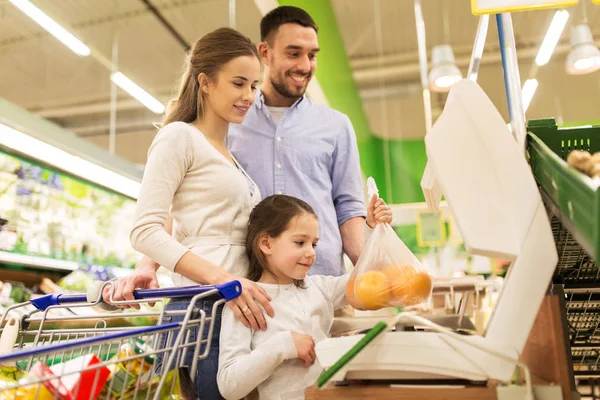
567, 149, 600, 178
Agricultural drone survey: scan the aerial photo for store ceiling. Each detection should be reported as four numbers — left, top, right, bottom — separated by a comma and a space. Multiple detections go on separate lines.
1, 0, 599, 164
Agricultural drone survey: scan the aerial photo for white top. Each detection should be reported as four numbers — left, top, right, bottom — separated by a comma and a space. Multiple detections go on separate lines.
266, 106, 289, 126
130, 122, 261, 286
217, 274, 350, 400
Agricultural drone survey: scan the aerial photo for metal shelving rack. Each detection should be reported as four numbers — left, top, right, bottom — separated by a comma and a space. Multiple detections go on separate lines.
551, 212, 600, 386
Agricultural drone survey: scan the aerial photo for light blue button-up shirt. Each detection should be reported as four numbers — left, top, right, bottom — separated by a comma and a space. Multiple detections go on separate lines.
229, 90, 366, 276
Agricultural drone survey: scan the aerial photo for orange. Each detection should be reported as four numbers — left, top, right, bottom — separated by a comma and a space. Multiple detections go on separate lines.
345, 275, 364, 310
382, 266, 432, 306
354, 271, 391, 310
382, 265, 416, 301
408, 271, 433, 305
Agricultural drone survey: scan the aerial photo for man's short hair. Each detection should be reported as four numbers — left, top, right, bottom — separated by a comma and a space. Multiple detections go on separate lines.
260, 6, 318, 44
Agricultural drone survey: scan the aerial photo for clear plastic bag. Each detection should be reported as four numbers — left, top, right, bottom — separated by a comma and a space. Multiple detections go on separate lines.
346, 178, 433, 310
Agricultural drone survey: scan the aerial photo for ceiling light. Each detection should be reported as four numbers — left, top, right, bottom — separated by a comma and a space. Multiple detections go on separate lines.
111, 72, 165, 114
429, 45, 463, 92
566, 24, 600, 75
521, 78, 538, 113
0, 123, 140, 199
535, 10, 569, 66
8, 0, 90, 56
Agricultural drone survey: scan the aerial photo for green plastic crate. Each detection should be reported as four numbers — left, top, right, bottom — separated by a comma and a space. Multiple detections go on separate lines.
527, 118, 600, 263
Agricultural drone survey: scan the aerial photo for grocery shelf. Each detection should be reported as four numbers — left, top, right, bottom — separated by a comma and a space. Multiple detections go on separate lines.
0, 251, 78, 272
546, 211, 600, 382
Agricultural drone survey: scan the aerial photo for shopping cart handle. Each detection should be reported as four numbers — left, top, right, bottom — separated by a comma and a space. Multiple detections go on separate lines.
133, 281, 242, 302
30, 280, 242, 311
30, 293, 88, 311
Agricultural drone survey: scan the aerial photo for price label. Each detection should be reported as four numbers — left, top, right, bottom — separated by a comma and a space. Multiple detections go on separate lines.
472, 0, 578, 15
416, 210, 446, 247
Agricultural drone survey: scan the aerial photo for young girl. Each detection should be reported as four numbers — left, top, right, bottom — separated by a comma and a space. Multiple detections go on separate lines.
217, 194, 392, 400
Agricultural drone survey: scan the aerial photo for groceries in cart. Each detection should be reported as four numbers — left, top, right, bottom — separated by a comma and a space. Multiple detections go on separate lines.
0, 355, 110, 400
0, 281, 241, 399
0, 317, 24, 384
0, 352, 196, 399
0, 362, 56, 400
108, 338, 156, 394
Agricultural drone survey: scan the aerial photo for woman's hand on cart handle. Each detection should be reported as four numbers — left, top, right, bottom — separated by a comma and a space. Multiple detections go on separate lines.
102, 256, 160, 309
224, 276, 274, 331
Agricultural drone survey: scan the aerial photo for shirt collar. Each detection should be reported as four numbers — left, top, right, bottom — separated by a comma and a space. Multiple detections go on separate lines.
254, 88, 308, 113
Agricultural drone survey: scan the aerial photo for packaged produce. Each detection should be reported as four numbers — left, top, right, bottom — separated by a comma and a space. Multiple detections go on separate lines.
1, 362, 66, 400
123, 367, 197, 400
346, 178, 433, 310
109, 338, 156, 394
0, 366, 23, 383
46, 354, 110, 400
0, 281, 31, 304
57, 270, 93, 293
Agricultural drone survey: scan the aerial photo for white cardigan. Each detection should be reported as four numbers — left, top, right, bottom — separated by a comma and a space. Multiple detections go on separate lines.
130, 122, 261, 286
217, 274, 350, 400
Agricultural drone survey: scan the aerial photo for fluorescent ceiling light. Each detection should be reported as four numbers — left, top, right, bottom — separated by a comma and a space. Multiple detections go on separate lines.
433, 73, 462, 89
429, 45, 463, 93
8, 0, 90, 56
521, 78, 538, 113
0, 123, 140, 199
574, 57, 600, 71
535, 10, 569, 66
566, 24, 600, 75
111, 72, 165, 114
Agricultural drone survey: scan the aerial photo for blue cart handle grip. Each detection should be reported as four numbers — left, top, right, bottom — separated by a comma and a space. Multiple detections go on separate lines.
30, 280, 242, 311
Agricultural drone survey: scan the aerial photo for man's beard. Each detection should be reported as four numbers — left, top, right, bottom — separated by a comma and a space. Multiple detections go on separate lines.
270, 72, 310, 99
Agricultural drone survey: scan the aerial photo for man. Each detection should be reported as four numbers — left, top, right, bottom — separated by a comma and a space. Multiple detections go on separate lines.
108, 6, 378, 303
229, 6, 367, 277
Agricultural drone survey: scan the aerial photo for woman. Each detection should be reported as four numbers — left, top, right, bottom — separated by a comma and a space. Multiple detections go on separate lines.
116, 27, 273, 398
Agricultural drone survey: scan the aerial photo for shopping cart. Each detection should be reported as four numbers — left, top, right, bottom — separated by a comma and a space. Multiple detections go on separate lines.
0, 280, 241, 399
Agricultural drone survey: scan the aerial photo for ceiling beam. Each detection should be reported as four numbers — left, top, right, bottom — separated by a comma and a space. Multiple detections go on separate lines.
36, 93, 171, 118
33, 34, 600, 120
353, 37, 600, 87
72, 118, 158, 137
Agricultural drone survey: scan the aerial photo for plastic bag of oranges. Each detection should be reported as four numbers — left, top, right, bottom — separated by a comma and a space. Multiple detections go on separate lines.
346, 178, 433, 310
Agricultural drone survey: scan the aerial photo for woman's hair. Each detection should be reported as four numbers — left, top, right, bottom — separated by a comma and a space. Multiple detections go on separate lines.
246, 195, 317, 288
163, 27, 259, 125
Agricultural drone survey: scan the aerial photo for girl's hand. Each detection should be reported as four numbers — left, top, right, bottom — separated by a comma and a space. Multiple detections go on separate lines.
366, 194, 393, 228
291, 332, 316, 367
225, 276, 274, 331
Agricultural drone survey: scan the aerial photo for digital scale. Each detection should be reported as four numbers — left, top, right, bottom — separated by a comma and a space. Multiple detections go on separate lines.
316, 80, 558, 386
